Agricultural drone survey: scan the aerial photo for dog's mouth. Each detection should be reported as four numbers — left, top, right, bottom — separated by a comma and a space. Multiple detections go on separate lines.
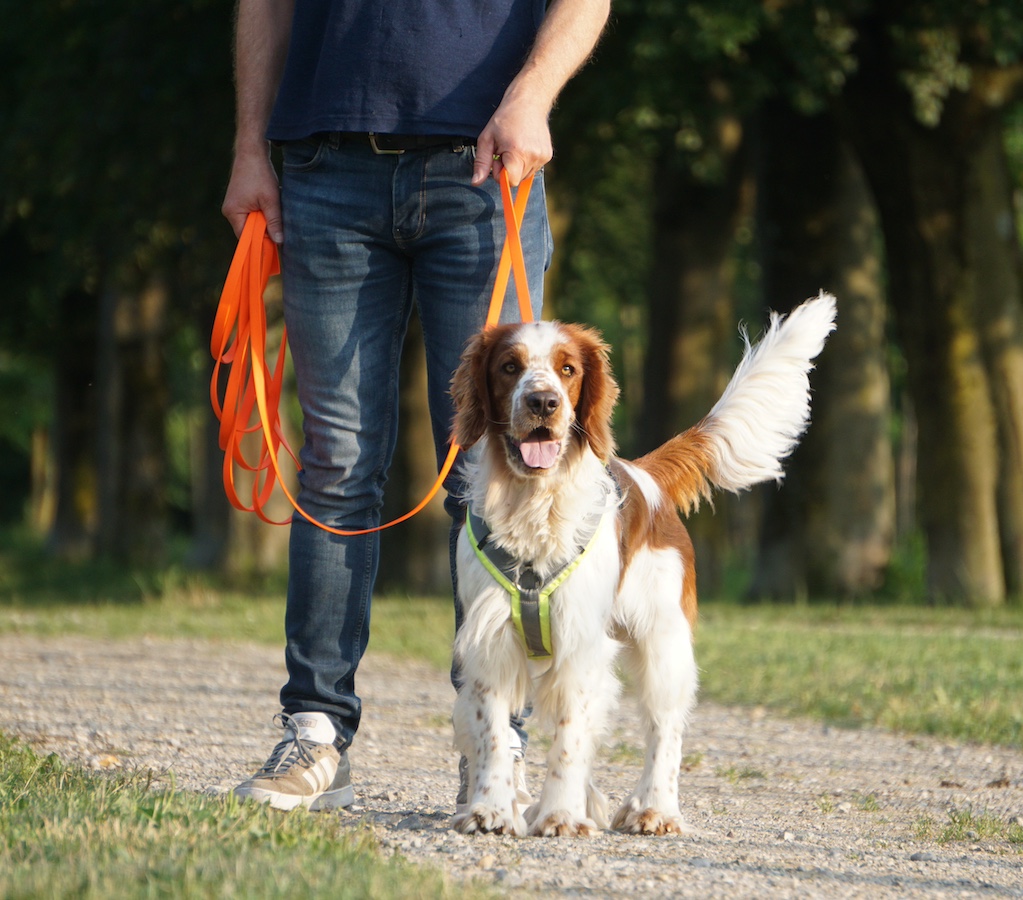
506, 428, 562, 471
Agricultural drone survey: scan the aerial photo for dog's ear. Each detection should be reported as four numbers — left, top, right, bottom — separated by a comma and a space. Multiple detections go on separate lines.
451, 330, 493, 449
568, 324, 619, 462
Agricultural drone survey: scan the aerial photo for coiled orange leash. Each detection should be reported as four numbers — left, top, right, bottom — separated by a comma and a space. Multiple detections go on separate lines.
210, 170, 534, 535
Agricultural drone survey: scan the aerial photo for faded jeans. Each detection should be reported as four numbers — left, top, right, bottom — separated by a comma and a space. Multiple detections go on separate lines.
277, 135, 551, 751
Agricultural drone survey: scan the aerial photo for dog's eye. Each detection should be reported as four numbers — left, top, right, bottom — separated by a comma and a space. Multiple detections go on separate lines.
561, 365, 575, 377
502, 362, 518, 375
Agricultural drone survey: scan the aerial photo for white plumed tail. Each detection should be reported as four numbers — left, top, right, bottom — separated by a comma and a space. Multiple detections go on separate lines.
704, 291, 837, 493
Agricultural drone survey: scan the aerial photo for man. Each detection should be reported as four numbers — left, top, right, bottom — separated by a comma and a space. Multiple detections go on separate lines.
222, 0, 610, 811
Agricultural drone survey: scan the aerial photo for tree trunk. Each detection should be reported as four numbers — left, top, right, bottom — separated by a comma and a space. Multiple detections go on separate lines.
639, 132, 751, 596
95, 277, 170, 567
185, 382, 232, 570
966, 126, 1023, 598
838, 18, 1006, 604
751, 103, 894, 599
47, 288, 99, 559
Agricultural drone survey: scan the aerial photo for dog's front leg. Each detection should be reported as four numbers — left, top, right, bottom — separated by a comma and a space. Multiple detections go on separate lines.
452, 678, 526, 836
530, 651, 618, 837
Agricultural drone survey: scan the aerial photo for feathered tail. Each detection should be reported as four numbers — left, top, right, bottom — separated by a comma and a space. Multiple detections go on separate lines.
638, 291, 837, 514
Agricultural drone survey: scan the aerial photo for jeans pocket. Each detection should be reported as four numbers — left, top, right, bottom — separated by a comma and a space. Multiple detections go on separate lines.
282, 137, 327, 174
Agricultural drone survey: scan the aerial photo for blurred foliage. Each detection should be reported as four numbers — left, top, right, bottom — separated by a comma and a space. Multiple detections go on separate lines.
555, 0, 1023, 250
0, 0, 1022, 596
0, 0, 237, 297
0, 0, 239, 528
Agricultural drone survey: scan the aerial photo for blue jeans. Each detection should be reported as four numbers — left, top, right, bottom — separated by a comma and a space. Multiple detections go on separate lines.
277, 135, 551, 750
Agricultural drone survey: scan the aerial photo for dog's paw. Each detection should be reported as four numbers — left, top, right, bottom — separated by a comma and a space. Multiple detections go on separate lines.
611, 801, 692, 836
530, 810, 600, 837
453, 804, 526, 836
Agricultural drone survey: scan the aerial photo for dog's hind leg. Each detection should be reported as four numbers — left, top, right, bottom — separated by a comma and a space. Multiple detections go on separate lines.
612, 552, 699, 835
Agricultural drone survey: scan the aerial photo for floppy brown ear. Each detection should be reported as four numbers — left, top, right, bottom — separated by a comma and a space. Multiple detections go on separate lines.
450, 330, 493, 449
567, 324, 619, 462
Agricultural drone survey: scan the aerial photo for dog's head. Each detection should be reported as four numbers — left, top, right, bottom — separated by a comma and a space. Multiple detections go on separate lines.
451, 321, 619, 476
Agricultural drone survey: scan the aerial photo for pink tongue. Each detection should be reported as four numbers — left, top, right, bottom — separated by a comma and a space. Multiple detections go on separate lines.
519, 439, 561, 469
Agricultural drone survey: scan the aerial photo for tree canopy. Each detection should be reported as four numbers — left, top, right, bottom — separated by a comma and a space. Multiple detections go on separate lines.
3, 0, 1023, 603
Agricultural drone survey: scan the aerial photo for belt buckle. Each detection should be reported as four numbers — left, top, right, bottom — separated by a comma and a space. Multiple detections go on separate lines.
368, 132, 405, 155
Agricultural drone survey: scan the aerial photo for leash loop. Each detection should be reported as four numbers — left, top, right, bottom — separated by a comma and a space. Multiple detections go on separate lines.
211, 170, 534, 535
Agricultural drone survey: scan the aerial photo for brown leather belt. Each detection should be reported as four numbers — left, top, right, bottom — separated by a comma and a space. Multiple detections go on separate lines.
333, 132, 475, 154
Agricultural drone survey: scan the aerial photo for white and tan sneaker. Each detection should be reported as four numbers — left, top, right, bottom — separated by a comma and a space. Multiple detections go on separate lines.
234, 712, 354, 811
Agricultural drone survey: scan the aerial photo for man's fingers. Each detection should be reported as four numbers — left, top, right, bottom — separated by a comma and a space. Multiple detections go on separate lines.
472, 133, 497, 186
472, 148, 532, 188
222, 152, 284, 242
263, 204, 284, 244
266, 222, 284, 244
471, 156, 493, 187
498, 152, 526, 187
224, 210, 248, 239
472, 131, 544, 187
222, 192, 284, 244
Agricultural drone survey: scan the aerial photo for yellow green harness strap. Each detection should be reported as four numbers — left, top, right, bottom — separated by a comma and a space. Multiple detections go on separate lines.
465, 505, 610, 659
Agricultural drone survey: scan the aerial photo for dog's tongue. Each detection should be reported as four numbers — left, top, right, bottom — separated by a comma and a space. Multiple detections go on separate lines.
519, 438, 561, 469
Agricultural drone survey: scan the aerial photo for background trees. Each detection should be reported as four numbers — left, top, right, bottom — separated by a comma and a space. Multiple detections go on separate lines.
552, 0, 1023, 605
3, 0, 1023, 605
1, 1, 237, 566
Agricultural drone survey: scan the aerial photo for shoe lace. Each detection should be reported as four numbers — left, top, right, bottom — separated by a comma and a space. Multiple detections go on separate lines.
255, 713, 319, 776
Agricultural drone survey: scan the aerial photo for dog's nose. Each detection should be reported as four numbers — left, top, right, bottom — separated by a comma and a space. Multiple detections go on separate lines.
526, 391, 561, 417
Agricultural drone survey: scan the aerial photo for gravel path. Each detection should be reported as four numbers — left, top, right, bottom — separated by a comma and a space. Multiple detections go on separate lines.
2, 633, 1021, 898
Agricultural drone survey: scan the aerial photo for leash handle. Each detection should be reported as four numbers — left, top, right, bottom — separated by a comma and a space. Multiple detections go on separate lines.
211, 170, 534, 535
490, 170, 534, 327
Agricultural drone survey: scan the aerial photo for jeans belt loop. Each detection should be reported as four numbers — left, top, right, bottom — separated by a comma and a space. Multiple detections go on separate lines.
368, 132, 405, 155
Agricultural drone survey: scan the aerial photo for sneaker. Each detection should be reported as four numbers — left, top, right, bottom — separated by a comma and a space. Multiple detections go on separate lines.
455, 726, 531, 813
234, 712, 354, 811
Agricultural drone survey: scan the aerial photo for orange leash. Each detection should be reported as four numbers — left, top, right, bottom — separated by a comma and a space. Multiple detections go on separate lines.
210, 170, 534, 535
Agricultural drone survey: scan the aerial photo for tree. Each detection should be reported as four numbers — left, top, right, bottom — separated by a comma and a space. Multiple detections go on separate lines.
553, 0, 1023, 603
751, 101, 894, 598
834, 8, 1023, 603
1, 1, 238, 565
555, 1, 896, 596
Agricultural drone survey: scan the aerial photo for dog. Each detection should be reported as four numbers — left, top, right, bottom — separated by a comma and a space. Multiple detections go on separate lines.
449, 292, 836, 837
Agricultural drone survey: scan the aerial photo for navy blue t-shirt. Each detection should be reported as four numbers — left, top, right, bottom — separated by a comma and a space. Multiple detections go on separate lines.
267, 1, 547, 141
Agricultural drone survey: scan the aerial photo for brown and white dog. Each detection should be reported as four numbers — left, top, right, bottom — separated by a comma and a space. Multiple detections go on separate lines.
450, 292, 836, 837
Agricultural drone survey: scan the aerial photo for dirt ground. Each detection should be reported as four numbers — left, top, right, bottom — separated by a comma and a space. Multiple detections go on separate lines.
2, 633, 1021, 898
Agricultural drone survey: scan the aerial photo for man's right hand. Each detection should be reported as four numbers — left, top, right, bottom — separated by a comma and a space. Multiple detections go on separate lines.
221, 145, 284, 244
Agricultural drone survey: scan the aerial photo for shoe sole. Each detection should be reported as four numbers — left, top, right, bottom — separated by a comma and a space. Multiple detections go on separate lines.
234, 783, 355, 812
310, 784, 355, 811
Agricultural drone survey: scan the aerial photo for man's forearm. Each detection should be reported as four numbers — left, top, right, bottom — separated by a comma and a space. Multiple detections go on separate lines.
471, 0, 610, 185
222, 0, 294, 238
506, 0, 611, 115
232, 0, 295, 157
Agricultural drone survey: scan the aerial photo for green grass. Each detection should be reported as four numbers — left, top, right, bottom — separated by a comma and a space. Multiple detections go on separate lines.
0, 528, 455, 668
715, 765, 767, 783
0, 589, 455, 670
915, 806, 1023, 845
696, 603, 1023, 747
0, 733, 463, 900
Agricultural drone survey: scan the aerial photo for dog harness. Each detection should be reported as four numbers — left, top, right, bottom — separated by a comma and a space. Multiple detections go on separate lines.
465, 495, 615, 660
